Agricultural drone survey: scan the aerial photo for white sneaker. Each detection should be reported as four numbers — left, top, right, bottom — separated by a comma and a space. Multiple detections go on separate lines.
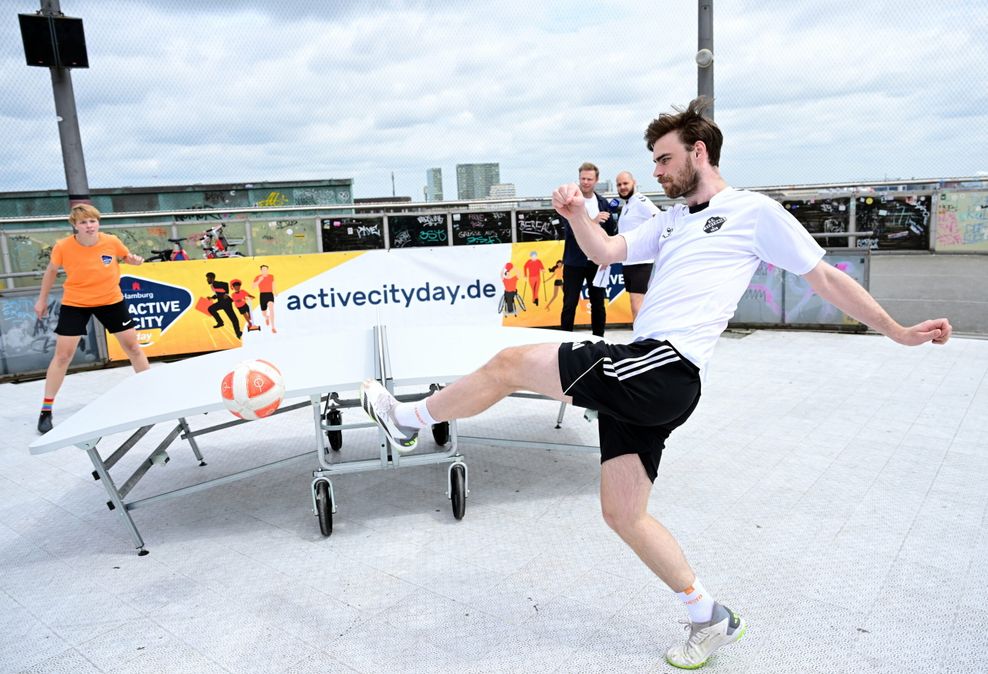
665, 602, 746, 669
359, 379, 418, 453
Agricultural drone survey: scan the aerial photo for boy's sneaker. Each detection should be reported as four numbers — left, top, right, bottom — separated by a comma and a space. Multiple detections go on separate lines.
37, 411, 53, 434
360, 379, 418, 453
665, 602, 746, 669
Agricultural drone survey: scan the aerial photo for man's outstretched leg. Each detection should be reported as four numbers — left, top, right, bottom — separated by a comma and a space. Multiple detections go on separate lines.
360, 342, 568, 453
601, 453, 745, 668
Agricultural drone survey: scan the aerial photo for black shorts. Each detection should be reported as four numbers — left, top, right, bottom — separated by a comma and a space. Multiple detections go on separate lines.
259, 292, 275, 310
622, 263, 653, 294
237, 304, 251, 316
553, 279, 563, 287
56, 301, 133, 336
558, 339, 701, 482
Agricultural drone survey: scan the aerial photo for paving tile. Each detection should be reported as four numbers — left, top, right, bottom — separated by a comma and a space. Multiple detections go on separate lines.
15, 648, 102, 674
0, 592, 73, 671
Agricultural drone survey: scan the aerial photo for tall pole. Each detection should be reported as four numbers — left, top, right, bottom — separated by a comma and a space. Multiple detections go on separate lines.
697, 0, 714, 119
41, 0, 90, 206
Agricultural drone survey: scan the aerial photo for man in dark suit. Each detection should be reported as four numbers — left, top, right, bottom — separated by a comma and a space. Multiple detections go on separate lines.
559, 162, 618, 336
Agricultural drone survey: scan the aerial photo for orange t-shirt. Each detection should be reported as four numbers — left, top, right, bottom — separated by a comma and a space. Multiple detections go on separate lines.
50, 233, 128, 307
231, 289, 252, 308
523, 258, 545, 279
254, 274, 274, 293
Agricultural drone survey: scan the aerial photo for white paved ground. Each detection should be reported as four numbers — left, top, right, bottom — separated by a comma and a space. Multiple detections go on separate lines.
1, 329, 986, 674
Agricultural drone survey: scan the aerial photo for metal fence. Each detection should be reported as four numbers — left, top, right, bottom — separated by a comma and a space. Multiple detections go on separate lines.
1, 180, 985, 292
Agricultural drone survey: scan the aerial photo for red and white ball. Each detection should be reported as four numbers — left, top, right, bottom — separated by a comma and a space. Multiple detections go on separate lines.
220, 359, 285, 420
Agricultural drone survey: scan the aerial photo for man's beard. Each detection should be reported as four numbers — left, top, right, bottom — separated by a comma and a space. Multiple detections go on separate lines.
617, 187, 633, 199
660, 159, 700, 199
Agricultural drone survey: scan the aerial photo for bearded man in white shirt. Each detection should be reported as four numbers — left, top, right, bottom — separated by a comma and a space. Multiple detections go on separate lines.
361, 97, 952, 670
615, 170, 661, 318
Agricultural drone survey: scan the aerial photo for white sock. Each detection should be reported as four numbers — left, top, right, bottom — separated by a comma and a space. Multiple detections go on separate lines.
676, 579, 715, 624
393, 399, 437, 429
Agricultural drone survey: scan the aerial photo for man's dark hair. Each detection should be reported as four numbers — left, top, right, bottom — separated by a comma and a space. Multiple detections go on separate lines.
644, 97, 723, 167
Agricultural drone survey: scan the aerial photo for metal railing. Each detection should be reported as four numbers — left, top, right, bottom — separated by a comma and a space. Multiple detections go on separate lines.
2, 178, 986, 289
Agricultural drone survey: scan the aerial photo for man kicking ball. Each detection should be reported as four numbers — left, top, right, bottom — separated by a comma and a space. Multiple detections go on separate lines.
361, 97, 951, 669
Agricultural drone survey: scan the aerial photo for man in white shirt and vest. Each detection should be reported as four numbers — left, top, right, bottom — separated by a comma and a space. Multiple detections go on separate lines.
361, 97, 952, 669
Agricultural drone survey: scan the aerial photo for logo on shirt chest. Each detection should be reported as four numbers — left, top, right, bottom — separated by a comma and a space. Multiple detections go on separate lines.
100, 254, 113, 265
661, 226, 674, 239
703, 217, 725, 233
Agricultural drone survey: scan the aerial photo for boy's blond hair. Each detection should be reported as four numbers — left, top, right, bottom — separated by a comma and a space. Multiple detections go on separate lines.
68, 203, 101, 224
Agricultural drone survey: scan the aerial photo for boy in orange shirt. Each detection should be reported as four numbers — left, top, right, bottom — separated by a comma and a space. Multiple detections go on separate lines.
34, 204, 149, 433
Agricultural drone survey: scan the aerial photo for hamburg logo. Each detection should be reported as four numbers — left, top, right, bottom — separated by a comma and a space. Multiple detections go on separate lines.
119, 276, 193, 346
703, 217, 725, 233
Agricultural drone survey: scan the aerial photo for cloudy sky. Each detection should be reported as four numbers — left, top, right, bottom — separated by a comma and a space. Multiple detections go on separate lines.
3, 0, 986, 200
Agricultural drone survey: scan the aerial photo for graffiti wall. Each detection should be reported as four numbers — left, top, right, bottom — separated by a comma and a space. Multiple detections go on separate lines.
0, 290, 102, 376
936, 190, 988, 252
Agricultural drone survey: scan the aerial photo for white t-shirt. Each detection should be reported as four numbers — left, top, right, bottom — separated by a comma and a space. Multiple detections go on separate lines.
618, 192, 661, 264
583, 194, 600, 219
621, 187, 825, 372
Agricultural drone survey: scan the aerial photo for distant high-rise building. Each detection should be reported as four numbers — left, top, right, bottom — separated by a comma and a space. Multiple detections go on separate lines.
597, 179, 613, 194
488, 183, 516, 199
456, 163, 500, 200
425, 168, 443, 202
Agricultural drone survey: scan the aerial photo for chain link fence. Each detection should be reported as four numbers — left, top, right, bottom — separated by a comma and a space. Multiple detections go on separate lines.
2, 1, 986, 198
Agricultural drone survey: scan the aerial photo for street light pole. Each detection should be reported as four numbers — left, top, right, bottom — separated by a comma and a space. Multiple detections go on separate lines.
697, 0, 714, 119
40, 0, 90, 206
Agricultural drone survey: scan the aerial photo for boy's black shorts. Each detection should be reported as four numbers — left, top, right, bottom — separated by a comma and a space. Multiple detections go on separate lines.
55, 301, 133, 336
557, 339, 701, 482
622, 263, 653, 294
259, 292, 275, 310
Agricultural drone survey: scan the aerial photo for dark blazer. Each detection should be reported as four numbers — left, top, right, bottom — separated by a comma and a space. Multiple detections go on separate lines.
560, 192, 619, 267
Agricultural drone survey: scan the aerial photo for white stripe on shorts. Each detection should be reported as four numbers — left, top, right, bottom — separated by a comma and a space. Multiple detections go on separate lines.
611, 344, 676, 370
562, 356, 607, 396
602, 346, 680, 381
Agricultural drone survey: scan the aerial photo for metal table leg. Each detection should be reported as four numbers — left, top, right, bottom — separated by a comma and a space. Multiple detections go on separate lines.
84, 444, 148, 556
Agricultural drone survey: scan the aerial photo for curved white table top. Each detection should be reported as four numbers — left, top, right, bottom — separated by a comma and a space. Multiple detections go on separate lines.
29, 329, 375, 455
28, 325, 600, 456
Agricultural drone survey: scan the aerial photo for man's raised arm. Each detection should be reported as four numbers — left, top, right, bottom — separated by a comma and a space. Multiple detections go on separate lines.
551, 183, 627, 265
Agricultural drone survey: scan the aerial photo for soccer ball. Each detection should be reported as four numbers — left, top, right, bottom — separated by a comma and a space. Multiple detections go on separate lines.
220, 359, 285, 420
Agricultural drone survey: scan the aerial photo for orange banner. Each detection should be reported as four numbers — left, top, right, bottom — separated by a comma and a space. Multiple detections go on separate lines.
498, 241, 633, 328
